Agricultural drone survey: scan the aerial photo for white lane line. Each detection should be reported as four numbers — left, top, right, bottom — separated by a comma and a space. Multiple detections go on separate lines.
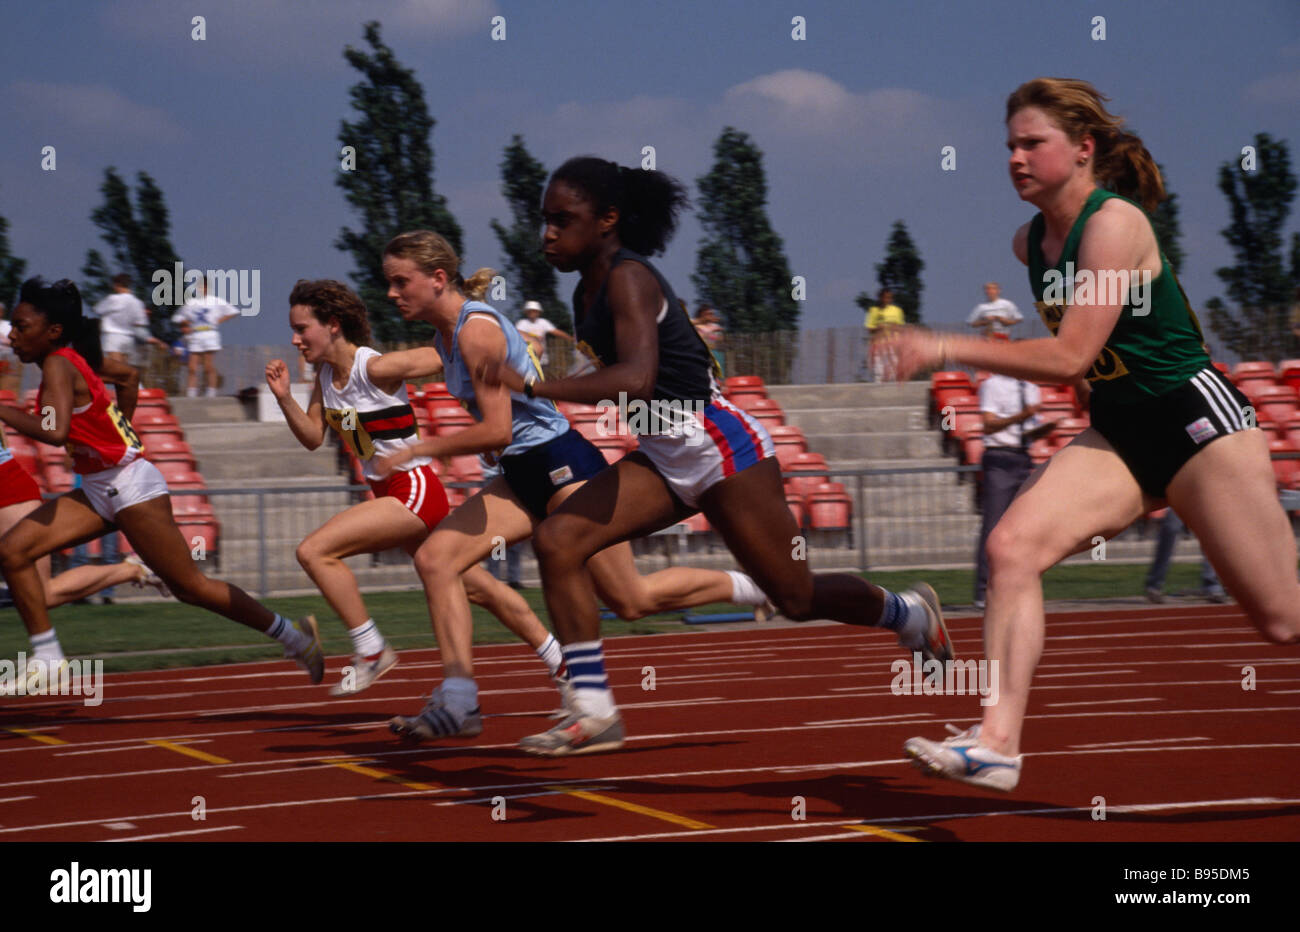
4, 739, 1299, 837
803, 714, 935, 726
1070, 737, 1209, 749
57, 739, 218, 757
0, 796, 35, 804
573, 796, 1300, 843
1045, 697, 1161, 708
104, 825, 245, 842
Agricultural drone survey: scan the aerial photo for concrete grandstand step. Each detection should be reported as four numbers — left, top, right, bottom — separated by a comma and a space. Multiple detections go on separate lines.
799, 430, 945, 460
781, 405, 931, 434
179, 421, 304, 447
185, 448, 341, 479
169, 396, 258, 425
790, 458, 969, 486
766, 382, 930, 409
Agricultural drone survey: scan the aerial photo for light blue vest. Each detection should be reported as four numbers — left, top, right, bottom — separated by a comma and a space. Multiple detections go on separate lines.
434, 301, 569, 456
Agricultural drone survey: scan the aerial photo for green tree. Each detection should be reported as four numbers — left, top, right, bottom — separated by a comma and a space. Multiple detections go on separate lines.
335, 21, 463, 343
692, 127, 800, 333
1149, 163, 1185, 275
856, 221, 924, 324
489, 135, 567, 328
0, 208, 27, 309
82, 167, 183, 341
1206, 133, 1298, 361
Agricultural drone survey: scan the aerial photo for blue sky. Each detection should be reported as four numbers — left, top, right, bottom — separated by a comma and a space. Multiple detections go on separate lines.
2, 0, 1298, 347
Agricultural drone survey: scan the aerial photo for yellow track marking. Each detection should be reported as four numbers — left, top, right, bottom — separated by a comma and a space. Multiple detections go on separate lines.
845, 823, 924, 842
324, 758, 434, 791
547, 785, 713, 830
146, 739, 229, 764
4, 728, 66, 746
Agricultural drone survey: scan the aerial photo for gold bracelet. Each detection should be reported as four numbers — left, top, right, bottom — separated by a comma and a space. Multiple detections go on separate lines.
935, 336, 949, 367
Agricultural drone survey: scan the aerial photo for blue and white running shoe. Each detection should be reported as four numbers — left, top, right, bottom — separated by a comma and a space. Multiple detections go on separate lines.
903, 724, 1022, 792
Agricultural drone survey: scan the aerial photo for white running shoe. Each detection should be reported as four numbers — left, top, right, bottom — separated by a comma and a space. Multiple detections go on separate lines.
548, 673, 576, 719
903, 724, 1022, 792
519, 711, 625, 756
329, 645, 398, 697
125, 554, 171, 598
286, 615, 324, 684
900, 583, 954, 664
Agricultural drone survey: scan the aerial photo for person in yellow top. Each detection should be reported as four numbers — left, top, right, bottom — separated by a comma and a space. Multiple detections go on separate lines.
864, 288, 905, 381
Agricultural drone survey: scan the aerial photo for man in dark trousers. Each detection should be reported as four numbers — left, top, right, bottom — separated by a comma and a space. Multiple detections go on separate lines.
974, 362, 1056, 609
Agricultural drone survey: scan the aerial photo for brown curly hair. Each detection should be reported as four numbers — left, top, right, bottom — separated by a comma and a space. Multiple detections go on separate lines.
288, 279, 372, 346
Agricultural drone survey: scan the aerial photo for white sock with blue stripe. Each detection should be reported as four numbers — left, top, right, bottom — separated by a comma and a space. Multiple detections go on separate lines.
562, 640, 617, 719
881, 590, 932, 648
30, 629, 65, 663
536, 634, 564, 677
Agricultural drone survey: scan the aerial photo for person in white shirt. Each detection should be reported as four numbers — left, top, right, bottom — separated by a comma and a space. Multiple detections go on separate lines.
973, 370, 1054, 607
0, 303, 19, 395
94, 274, 160, 367
172, 276, 239, 397
967, 282, 1023, 338
515, 300, 573, 373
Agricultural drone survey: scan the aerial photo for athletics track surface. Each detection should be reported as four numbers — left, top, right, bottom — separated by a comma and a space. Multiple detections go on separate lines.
1, 604, 1297, 843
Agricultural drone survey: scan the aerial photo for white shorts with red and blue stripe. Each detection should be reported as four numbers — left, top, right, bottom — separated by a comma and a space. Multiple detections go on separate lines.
634, 396, 776, 508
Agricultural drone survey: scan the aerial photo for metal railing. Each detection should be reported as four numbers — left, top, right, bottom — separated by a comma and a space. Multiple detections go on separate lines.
141, 461, 1300, 598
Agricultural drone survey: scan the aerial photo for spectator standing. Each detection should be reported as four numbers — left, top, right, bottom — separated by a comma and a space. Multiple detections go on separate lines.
967, 282, 1023, 338
173, 276, 239, 397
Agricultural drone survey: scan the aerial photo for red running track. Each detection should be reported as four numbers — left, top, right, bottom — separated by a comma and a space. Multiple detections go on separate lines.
1, 604, 1297, 843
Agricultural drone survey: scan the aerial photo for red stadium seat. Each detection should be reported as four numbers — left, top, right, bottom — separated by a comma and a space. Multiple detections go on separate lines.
742, 398, 785, 428
132, 409, 180, 429
1232, 361, 1276, 379
962, 436, 984, 466
175, 518, 220, 564
563, 403, 604, 424
593, 438, 626, 465
785, 492, 806, 528
1269, 439, 1300, 486
808, 488, 852, 530
933, 386, 977, 416
1252, 385, 1298, 424
155, 460, 198, 484
680, 511, 711, 534
768, 425, 808, 469
1279, 359, 1300, 393
448, 455, 483, 483
785, 452, 830, 497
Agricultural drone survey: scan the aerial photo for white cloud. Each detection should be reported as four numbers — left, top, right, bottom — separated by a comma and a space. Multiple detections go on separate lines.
724, 69, 855, 116
101, 0, 496, 67
1244, 70, 1300, 106
7, 81, 184, 140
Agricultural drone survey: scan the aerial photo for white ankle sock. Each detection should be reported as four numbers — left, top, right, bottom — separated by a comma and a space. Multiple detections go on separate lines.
349, 619, 386, 658
535, 634, 563, 677
726, 571, 767, 606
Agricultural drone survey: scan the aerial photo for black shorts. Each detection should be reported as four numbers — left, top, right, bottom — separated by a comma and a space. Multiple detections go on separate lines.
1091, 366, 1253, 498
499, 428, 610, 520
